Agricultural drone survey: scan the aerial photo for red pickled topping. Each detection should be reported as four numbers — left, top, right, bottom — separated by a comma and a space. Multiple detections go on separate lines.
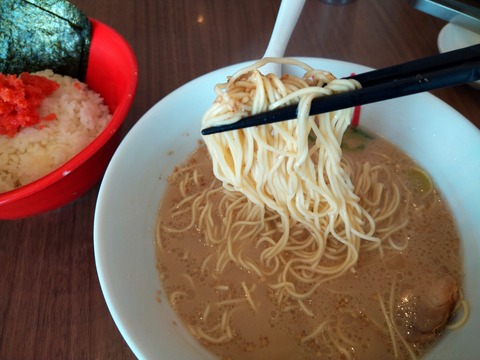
0, 72, 60, 137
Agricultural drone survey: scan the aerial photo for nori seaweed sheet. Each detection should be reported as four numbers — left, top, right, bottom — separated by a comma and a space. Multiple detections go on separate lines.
0, 0, 91, 80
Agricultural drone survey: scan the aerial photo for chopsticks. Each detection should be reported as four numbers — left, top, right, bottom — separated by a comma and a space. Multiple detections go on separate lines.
201, 44, 480, 135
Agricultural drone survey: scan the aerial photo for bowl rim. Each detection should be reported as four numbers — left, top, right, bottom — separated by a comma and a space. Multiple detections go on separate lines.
0, 18, 138, 207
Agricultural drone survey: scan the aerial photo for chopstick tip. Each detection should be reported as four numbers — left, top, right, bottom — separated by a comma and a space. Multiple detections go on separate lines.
201, 127, 217, 136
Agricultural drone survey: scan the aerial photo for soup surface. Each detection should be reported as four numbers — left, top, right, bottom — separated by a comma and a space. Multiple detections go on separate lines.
155, 128, 464, 360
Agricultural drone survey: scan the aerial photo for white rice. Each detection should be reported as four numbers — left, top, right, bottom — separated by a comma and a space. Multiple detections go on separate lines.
0, 69, 111, 193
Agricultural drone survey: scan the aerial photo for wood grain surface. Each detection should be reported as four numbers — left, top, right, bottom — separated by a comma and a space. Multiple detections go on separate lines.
0, 0, 478, 359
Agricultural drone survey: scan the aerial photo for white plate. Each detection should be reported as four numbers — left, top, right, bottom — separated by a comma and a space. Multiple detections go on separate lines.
94, 58, 480, 360
438, 22, 480, 90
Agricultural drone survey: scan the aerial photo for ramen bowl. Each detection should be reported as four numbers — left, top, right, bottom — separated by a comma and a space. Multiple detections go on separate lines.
0, 18, 138, 219
94, 58, 480, 359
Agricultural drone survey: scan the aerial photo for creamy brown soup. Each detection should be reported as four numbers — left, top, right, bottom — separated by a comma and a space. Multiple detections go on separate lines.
155, 128, 464, 360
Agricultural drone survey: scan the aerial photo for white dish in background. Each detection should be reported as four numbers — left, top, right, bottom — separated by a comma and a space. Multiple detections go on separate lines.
94, 58, 480, 360
437, 22, 480, 90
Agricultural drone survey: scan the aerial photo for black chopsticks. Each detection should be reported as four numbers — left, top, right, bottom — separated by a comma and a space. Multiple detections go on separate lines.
201, 44, 480, 136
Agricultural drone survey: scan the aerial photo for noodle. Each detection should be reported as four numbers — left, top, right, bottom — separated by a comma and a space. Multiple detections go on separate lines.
201, 58, 404, 297
446, 300, 469, 330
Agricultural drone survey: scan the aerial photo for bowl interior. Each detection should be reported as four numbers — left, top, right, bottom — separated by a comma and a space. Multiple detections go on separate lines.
87, 18, 138, 117
94, 58, 480, 360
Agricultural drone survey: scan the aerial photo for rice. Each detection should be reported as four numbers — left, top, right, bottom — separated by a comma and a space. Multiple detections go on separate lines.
0, 69, 111, 193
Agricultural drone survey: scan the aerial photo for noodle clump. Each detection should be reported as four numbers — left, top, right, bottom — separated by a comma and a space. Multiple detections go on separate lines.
200, 58, 406, 299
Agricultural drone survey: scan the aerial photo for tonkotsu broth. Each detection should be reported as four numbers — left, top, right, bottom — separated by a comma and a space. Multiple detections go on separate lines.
155, 129, 463, 360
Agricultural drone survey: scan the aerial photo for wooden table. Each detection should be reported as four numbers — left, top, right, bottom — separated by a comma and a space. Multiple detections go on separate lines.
1, 0, 478, 358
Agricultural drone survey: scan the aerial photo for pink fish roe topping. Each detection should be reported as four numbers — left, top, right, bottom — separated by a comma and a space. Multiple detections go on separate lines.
0, 72, 59, 137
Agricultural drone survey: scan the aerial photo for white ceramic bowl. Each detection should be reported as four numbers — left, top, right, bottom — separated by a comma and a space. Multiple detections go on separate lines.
94, 58, 480, 360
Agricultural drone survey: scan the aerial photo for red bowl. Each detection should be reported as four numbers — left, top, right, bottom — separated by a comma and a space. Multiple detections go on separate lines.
0, 18, 138, 219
